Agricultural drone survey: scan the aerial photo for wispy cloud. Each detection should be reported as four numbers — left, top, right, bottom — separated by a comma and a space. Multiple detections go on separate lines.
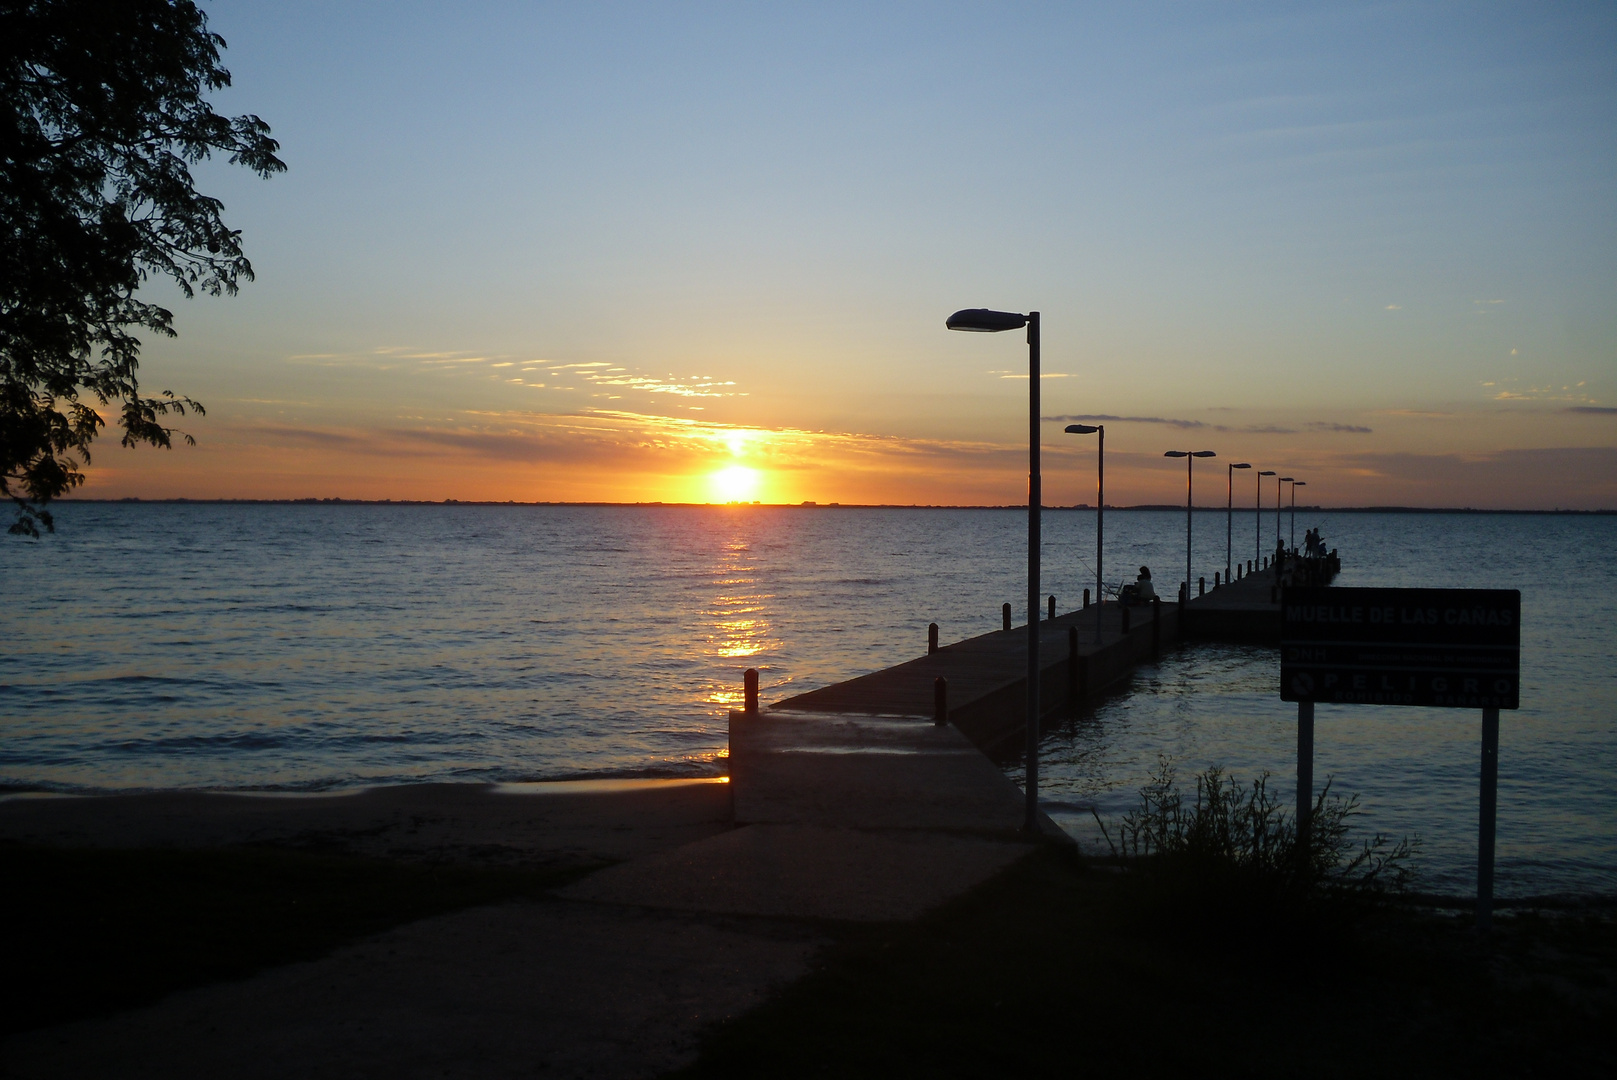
1566, 406, 1617, 415
1045, 413, 1208, 429
1046, 414, 1362, 435
1306, 422, 1373, 434
1373, 409, 1454, 419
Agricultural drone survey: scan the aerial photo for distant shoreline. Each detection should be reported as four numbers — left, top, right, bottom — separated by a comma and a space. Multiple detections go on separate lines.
52, 499, 1617, 514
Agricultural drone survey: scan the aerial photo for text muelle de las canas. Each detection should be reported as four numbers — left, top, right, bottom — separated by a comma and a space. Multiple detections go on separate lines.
1284, 604, 1515, 628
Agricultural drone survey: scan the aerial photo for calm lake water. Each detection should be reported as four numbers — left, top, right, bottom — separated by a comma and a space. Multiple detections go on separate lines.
3, 503, 1613, 898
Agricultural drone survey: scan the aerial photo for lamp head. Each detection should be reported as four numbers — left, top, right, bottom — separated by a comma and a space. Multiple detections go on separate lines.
1164, 451, 1188, 458
1258, 470, 1276, 476
1065, 424, 1100, 435
1231, 462, 1251, 469
1192, 451, 1217, 458
1294, 481, 1307, 487
1280, 476, 1294, 482
946, 308, 1027, 333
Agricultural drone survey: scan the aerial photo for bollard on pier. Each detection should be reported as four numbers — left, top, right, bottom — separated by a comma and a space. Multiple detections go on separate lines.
1083, 588, 1090, 609
744, 668, 759, 716
1048, 595, 1056, 620
928, 622, 939, 654
1002, 603, 1012, 632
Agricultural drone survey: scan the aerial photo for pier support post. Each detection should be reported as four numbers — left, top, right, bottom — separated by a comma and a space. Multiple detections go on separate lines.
744, 668, 759, 716
1297, 701, 1315, 856
928, 622, 939, 654
1002, 603, 1012, 632
1067, 625, 1080, 702
934, 677, 948, 727
1478, 706, 1500, 932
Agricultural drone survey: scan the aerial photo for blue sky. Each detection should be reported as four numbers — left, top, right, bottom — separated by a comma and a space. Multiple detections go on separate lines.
105, 1, 1616, 506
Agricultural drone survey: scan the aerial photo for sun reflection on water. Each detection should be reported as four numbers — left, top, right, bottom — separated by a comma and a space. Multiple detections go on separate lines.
702, 536, 781, 704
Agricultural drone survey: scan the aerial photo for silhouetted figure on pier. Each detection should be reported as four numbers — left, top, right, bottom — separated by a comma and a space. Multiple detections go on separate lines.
1130, 566, 1156, 604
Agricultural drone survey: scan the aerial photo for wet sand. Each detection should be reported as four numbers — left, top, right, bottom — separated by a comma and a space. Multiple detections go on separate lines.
0, 778, 736, 868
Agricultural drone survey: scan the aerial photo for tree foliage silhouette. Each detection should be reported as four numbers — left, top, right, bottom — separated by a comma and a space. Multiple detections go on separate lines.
2, 0, 283, 535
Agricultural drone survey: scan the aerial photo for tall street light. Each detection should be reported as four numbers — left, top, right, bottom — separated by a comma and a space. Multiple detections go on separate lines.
948, 307, 1041, 835
1277, 476, 1292, 559
1226, 462, 1251, 583
1065, 424, 1103, 644
1164, 449, 1216, 605
1291, 480, 1307, 552
1257, 470, 1275, 567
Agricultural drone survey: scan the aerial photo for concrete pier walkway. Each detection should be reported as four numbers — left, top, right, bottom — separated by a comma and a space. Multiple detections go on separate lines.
776, 600, 1178, 751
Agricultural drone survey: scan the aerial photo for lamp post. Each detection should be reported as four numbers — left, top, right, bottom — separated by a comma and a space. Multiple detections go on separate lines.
948, 307, 1041, 835
1226, 462, 1251, 583
1278, 476, 1292, 559
1257, 470, 1275, 568
1065, 424, 1103, 643
1165, 449, 1216, 604
1291, 480, 1307, 552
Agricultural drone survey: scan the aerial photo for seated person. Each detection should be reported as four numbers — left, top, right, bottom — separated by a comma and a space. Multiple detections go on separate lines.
1134, 566, 1156, 603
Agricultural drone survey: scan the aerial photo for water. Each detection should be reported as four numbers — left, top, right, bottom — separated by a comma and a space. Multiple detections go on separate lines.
2, 503, 1613, 897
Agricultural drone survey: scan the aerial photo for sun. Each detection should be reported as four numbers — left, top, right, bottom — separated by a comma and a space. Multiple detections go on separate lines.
710, 465, 761, 502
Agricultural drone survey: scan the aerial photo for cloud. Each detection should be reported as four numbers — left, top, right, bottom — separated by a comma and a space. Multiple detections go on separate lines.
1305, 422, 1373, 434
1373, 409, 1454, 419
1045, 415, 1316, 434
1045, 413, 1207, 429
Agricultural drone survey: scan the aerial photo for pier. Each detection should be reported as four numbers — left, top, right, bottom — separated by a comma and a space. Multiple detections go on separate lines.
765, 551, 1338, 754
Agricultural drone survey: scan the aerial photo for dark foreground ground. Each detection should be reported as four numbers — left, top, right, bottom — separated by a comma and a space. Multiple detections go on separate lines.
4, 840, 1613, 1079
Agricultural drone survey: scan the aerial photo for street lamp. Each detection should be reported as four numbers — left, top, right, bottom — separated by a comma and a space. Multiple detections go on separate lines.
1164, 449, 1216, 605
1065, 424, 1102, 644
948, 307, 1041, 835
1257, 470, 1275, 568
1278, 476, 1292, 559
1226, 462, 1251, 583
1291, 480, 1307, 552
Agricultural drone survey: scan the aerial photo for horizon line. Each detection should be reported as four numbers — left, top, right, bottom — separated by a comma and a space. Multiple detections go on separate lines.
51, 498, 1617, 514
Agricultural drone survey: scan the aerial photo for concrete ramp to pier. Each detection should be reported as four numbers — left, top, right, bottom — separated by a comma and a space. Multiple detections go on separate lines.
561, 709, 1037, 922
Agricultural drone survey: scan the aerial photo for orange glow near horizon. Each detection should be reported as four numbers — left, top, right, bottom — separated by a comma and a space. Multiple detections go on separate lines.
57, 403, 1617, 511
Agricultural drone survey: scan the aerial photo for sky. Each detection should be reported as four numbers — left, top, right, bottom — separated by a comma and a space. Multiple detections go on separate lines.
83, 1, 1617, 508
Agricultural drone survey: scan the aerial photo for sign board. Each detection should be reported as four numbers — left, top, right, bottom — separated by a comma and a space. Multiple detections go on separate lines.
1280, 586, 1520, 710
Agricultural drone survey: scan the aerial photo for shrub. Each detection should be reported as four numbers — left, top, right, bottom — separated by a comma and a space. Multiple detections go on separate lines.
1093, 756, 1419, 896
